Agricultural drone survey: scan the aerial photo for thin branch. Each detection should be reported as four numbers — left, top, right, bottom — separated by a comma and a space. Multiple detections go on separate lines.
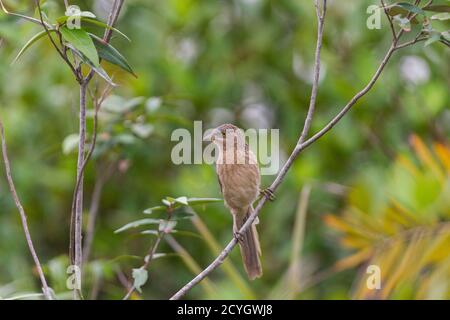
0, 0, 52, 28
299, 0, 326, 144
68, 0, 124, 299
70, 83, 111, 267
116, 268, 133, 294
380, 0, 397, 41
71, 81, 88, 300
123, 205, 176, 300
298, 45, 396, 153
85, 0, 124, 83
169, 0, 422, 300
122, 232, 165, 300
69, 82, 111, 299
395, 36, 427, 50
0, 121, 52, 300
35, 0, 79, 80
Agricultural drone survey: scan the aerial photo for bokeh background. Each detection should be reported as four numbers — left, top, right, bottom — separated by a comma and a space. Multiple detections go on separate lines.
0, 0, 449, 299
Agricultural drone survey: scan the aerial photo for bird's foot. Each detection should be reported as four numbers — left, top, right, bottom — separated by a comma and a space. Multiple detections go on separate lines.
260, 188, 276, 201
234, 231, 244, 244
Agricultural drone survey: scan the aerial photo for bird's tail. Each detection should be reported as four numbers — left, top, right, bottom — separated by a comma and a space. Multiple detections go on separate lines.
233, 207, 262, 280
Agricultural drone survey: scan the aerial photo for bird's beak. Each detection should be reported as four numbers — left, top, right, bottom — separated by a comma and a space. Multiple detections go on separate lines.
203, 129, 217, 142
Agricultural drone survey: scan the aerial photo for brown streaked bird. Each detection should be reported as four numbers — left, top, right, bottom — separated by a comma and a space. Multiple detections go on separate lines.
205, 123, 269, 280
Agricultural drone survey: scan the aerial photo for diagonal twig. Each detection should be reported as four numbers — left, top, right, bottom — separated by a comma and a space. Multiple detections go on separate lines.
0, 121, 53, 300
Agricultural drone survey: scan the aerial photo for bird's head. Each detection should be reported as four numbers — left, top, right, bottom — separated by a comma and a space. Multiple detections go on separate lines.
204, 123, 244, 147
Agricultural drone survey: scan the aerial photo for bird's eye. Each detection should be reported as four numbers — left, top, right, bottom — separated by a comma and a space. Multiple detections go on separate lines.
221, 131, 226, 137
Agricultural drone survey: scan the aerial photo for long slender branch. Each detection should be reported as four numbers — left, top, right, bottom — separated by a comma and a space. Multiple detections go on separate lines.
71, 82, 87, 300
70, 84, 111, 266
68, 0, 124, 299
0, 121, 52, 300
169, 0, 424, 299
299, 0, 326, 145
69, 0, 123, 247
70, 82, 111, 299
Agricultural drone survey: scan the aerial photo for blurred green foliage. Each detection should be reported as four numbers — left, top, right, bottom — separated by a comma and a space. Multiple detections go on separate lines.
0, 0, 448, 299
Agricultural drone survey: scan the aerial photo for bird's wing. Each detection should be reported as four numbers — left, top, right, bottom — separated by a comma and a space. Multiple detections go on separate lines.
216, 164, 223, 194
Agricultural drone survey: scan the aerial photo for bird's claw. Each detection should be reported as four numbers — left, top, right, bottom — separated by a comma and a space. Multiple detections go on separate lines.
260, 188, 276, 201
234, 231, 244, 244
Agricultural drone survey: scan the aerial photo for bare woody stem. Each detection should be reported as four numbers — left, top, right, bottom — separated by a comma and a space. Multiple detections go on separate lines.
71, 82, 87, 300
169, 0, 420, 300
69, 0, 124, 299
0, 121, 52, 300
299, 0, 326, 144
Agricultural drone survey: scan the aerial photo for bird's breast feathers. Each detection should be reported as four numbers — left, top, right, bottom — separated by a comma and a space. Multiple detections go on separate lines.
216, 156, 260, 211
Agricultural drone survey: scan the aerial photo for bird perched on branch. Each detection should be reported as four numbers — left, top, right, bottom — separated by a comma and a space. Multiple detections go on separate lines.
205, 124, 274, 280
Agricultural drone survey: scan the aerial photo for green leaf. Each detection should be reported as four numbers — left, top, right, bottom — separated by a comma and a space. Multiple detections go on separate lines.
62, 133, 79, 155
142, 229, 202, 239
114, 218, 161, 233
170, 230, 203, 239
66, 43, 116, 86
141, 230, 159, 236
132, 268, 148, 293
143, 206, 166, 214
424, 32, 441, 46
102, 95, 142, 113
60, 26, 99, 66
431, 12, 450, 20
393, 14, 411, 32
114, 133, 136, 144
171, 209, 194, 220
131, 123, 154, 138
12, 29, 54, 64
56, 16, 68, 24
186, 197, 222, 205
4, 293, 45, 300
82, 18, 131, 42
89, 33, 136, 76
423, 4, 450, 13
159, 220, 177, 233
79, 11, 96, 19
442, 31, 450, 42
395, 2, 426, 15
174, 196, 189, 206
145, 253, 174, 261
1, 0, 52, 27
